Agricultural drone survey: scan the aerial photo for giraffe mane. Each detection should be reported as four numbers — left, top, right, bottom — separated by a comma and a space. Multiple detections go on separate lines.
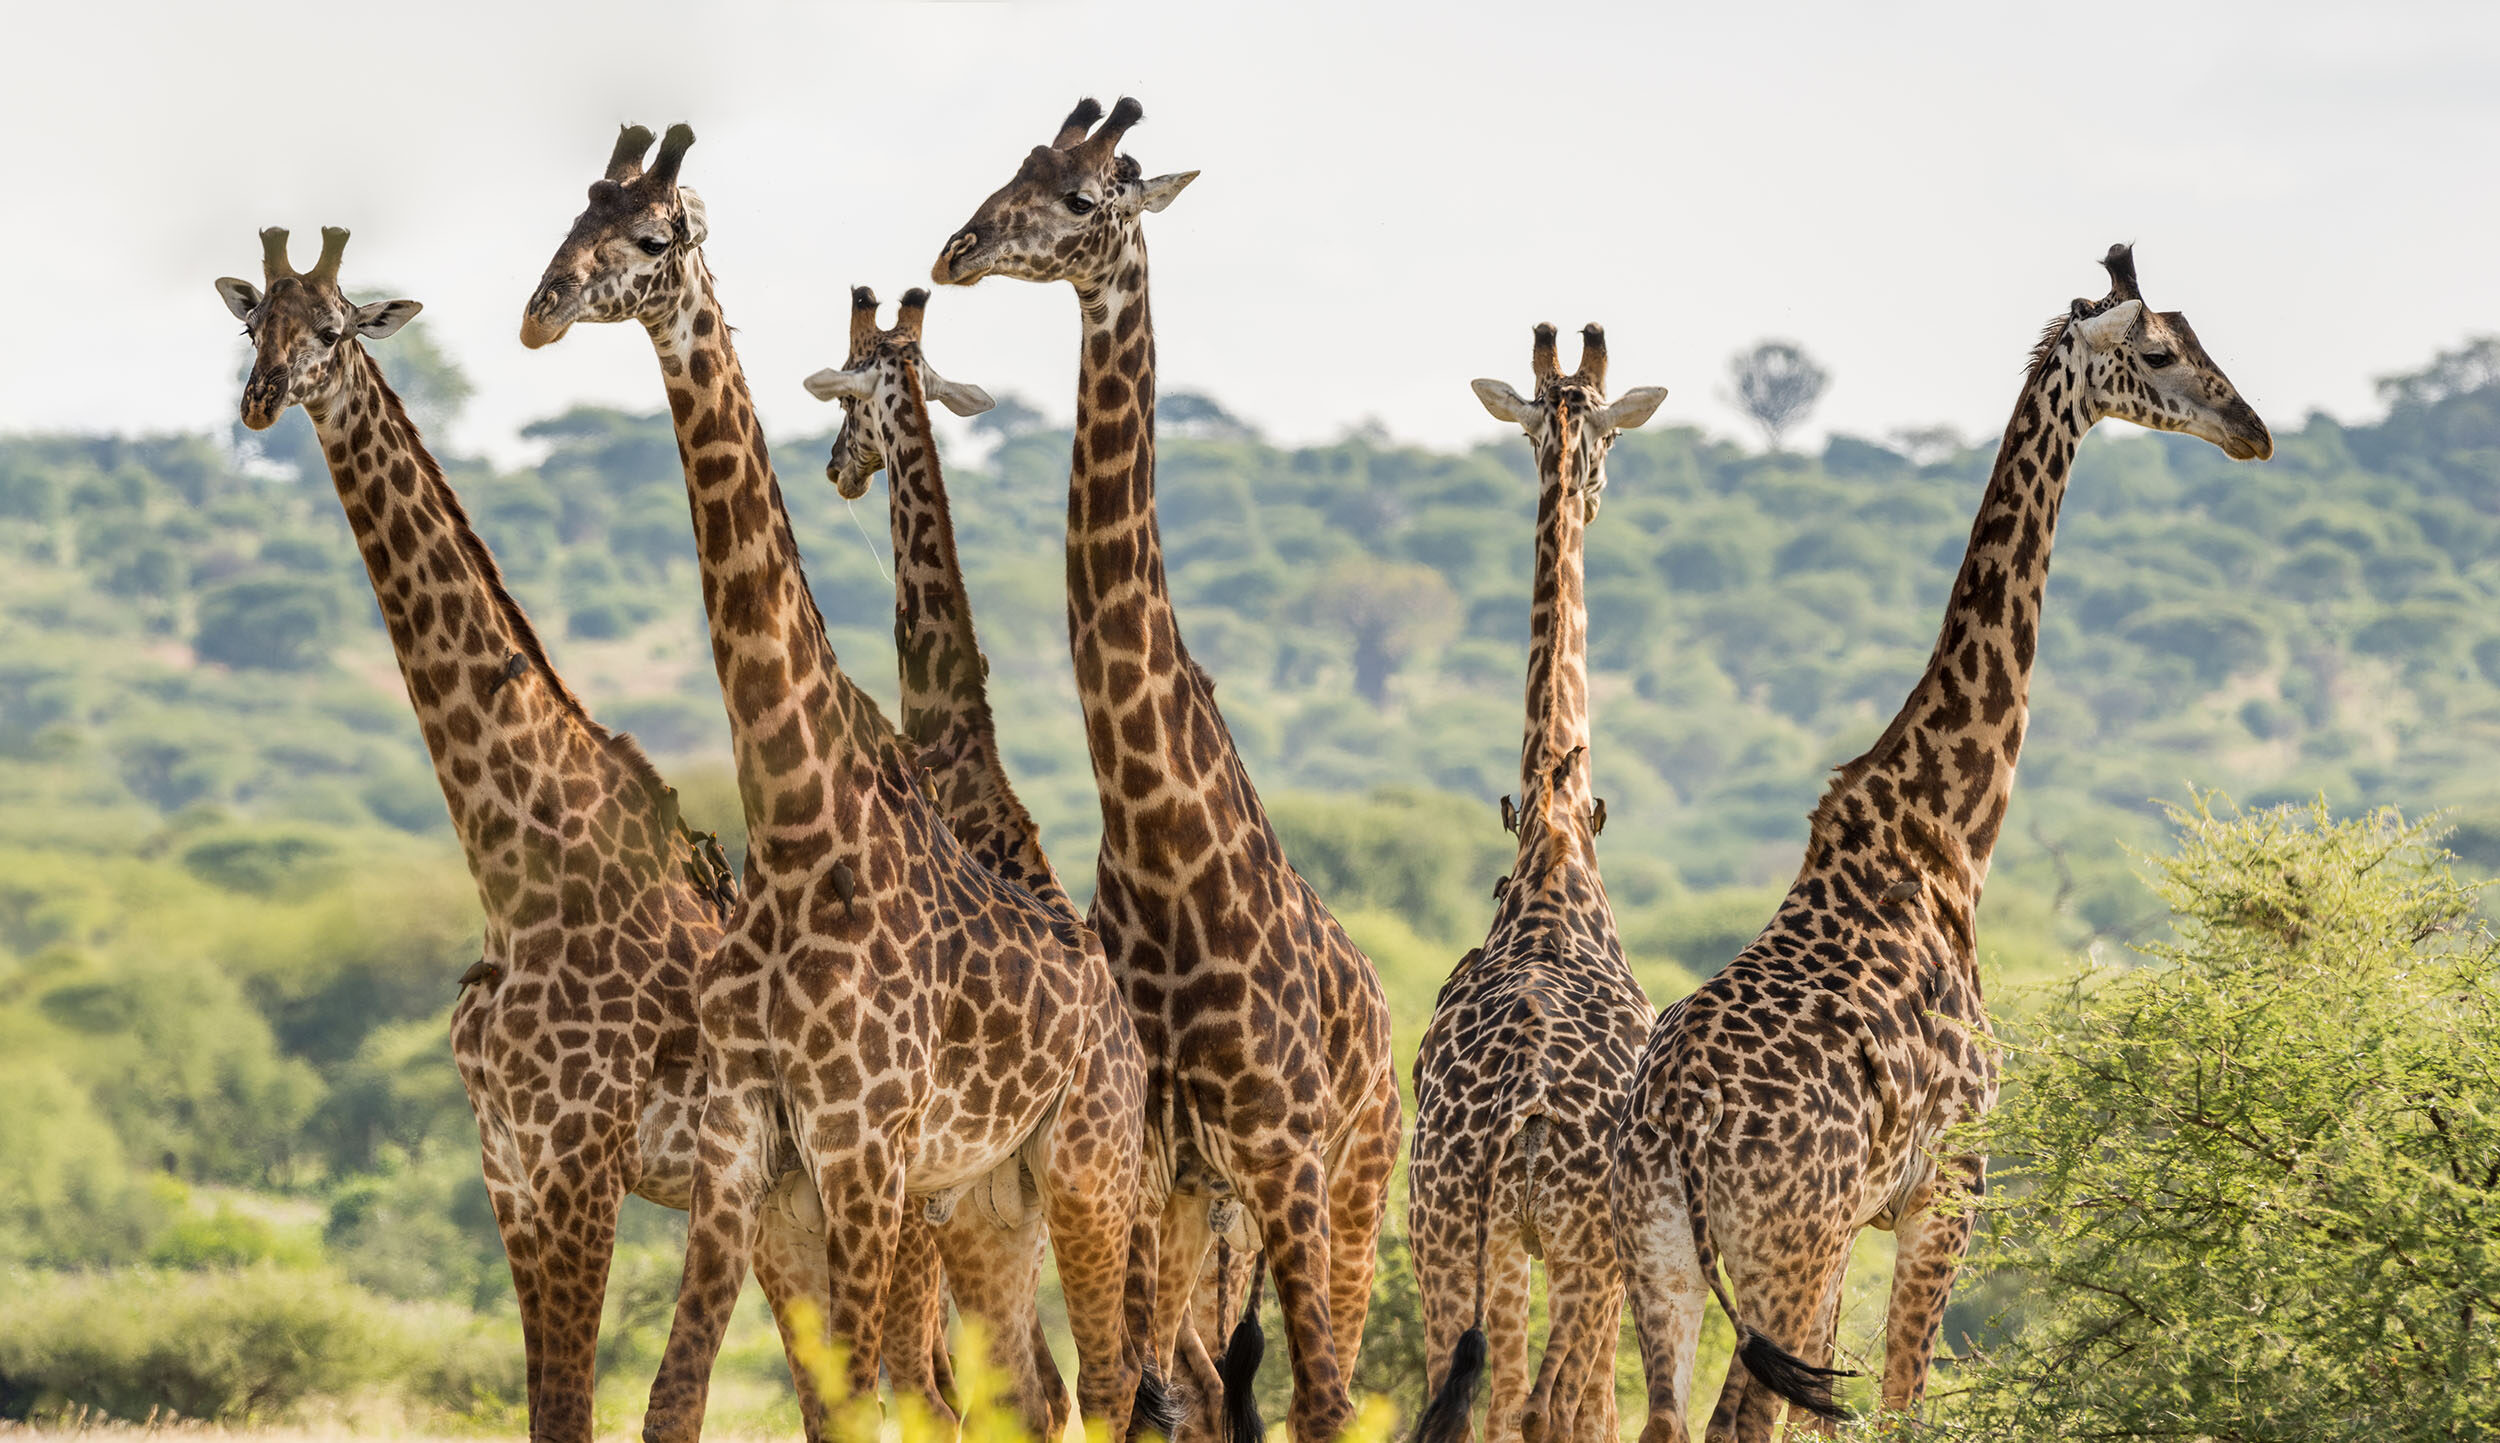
359, 356, 683, 822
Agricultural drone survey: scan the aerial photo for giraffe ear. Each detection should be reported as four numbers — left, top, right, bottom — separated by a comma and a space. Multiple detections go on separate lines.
353, 299, 423, 339
1139, 171, 1198, 214
215, 278, 261, 322
802, 365, 875, 403
676, 187, 710, 247
1598, 386, 1668, 432
1472, 378, 1538, 429
2075, 299, 2144, 352
921, 364, 995, 418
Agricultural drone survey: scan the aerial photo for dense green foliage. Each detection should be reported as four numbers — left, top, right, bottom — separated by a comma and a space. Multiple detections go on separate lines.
4, 328, 2498, 1429
1936, 799, 2500, 1440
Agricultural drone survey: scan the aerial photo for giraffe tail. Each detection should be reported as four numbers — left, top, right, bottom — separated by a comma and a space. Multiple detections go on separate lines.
1414, 1322, 1487, 1443
1134, 1361, 1184, 1442
1218, 1246, 1266, 1443
1679, 1115, 1850, 1422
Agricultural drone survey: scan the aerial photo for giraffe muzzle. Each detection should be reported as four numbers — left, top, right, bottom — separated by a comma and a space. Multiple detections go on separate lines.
2219, 401, 2273, 462
931, 230, 983, 286
519, 280, 582, 350
239, 366, 288, 431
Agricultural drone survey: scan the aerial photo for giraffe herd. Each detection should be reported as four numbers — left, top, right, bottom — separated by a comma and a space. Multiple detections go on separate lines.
214, 95, 2273, 1443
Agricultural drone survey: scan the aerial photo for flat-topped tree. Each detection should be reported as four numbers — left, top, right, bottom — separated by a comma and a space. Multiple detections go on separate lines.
1608, 246, 2273, 1443
933, 98, 1403, 1443
803, 284, 1119, 1438
214, 226, 814, 1443
1410, 324, 1666, 1443
519, 123, 1162, 1443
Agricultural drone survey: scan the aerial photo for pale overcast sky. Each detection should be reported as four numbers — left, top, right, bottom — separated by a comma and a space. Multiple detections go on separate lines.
10, 0, 2498, 461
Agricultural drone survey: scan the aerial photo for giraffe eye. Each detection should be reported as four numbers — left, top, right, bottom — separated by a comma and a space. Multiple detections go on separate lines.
317, 327, 342, 347
637, 236, 670, 256
2143, 350, 2177, 370
1064, 193, 1096, 215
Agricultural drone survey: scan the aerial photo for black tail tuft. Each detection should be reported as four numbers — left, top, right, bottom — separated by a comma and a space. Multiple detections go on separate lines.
1735, 1327, 1851, 1421
1218, 1288, 1267, 1443
1413, 1325, 1486, 1443
1133, 1361, 1186, 1441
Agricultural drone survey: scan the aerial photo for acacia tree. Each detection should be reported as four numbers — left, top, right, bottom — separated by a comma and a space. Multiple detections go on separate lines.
1299, 558, 1458, 708
1939, 798, 2500, 1441
1728, 340, 1828, 451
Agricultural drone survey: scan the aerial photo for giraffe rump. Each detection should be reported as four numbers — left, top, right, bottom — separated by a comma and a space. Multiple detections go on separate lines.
1676, 1111, 1850, 1422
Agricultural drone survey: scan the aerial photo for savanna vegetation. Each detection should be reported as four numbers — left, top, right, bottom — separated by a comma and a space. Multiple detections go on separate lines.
3, 328, 2497, 1435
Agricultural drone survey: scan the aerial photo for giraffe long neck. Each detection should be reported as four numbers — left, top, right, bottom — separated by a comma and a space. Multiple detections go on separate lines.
883, 384, 1072, 914
1519, 407, 1596, 851
1821, 328, 2094, 881
648, 263, 907, 877
1063, 246, 1267, 841
308, 346, 674, 907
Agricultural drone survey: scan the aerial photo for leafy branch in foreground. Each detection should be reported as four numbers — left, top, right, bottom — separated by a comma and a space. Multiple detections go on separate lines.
1933, 796, 2500, 1441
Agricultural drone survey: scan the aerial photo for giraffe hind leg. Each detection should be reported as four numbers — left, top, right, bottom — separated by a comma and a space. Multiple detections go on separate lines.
752, 1191, 848, 1442
932, 1185, 1058, 1438
1712, 1228, 1856, 1443
1608, 1127, 1706, 1443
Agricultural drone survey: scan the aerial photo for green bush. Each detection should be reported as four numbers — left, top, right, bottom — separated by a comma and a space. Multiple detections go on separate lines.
1945, 798, 2500, 1440
192, 574, 343, 672
0, 1265, 387, 1421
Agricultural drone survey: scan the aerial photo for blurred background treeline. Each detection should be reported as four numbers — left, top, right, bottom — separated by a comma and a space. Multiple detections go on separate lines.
3, 325, 2498, 1434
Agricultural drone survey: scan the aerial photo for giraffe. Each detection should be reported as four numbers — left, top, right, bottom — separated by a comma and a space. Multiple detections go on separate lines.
518, 123, 1163, 1443
1608, 245, 2273, 1443
804, 282, 1116, 1439
213, 225, 834, 1443
933, 98, 1404, 1443
1409, 324, 1666, 1443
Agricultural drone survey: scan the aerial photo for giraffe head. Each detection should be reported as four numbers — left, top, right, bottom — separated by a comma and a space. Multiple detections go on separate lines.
519, 123, 708, 348
804, 287, 995, 498
930, 97, 1197, 289
215, 228, 421, 430
2054, 243, 2272, 460
1470, 324, 1668, 518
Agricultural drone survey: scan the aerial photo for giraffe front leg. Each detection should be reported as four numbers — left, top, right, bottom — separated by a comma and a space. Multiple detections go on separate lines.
527, 1145, 631, 1443
643, 1080, 775, 1443
474, 1125, 553, 1436
1244, 1151, 1351, 1443
1041, 1044, 1151, 1437
815, 1137, 909, 1425
1880, 1154, 1981, 1416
